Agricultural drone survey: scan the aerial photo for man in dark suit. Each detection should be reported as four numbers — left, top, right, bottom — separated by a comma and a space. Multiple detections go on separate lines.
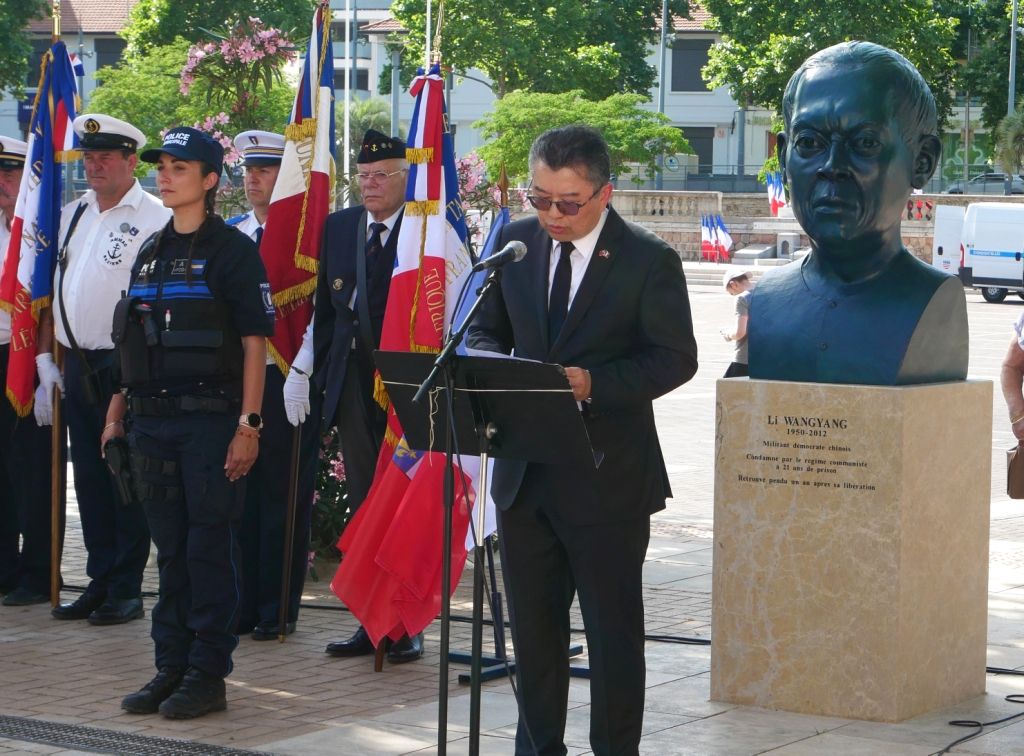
467, 126, 698, 756
312, 129, 422, 663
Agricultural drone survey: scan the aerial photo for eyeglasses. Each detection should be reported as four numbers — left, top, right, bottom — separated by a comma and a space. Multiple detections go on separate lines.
525, 186, 603, 216
354, 169, 407, 183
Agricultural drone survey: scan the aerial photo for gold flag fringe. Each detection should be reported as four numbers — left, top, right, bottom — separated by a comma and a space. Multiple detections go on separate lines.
404, 200, 439, 216
373, 374, 389, 411
285, 118, 318, 141
55, 149, 81, 162
6, 386, 32, 418
270, 275, 316, 309
383, 424, 400, 450
405, 147, 434, 164
267, 340, 291, 377
32, 295, 52, 318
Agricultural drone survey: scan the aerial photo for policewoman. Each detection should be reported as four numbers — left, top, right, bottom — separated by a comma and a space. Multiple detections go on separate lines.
102, 127, 274, 719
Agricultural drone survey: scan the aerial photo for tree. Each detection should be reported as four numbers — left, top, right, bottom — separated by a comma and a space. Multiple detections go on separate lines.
701, 0, 959, 125
387, 0, 690, 100
87, 38, 294, 163
996, 109, 1024, 175
473, 90, 690, 182
122, 0, 315, 54
960, 0, 1023, 132
1, 0, 47, 98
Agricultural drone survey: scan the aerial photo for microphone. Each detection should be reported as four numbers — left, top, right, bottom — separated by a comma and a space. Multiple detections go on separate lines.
471, 240, 527, 272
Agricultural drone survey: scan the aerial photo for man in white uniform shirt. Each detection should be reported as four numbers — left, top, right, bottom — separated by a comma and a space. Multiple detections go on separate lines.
227, 130, 321, 639
0, 136, 54, 607
39, 114, 171, 625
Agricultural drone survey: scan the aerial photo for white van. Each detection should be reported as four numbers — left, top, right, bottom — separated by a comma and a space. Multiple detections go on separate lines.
957, 202, 1024, 303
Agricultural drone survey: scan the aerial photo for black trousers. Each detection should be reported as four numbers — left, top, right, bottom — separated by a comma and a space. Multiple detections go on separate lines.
723, 361, 749, 378
130, 412, 244, 678
65, 348, 149, 599
239, 365, 321, 630
497, 491, 650, 756
0, 344, 55, 593
334, 350, 386, 515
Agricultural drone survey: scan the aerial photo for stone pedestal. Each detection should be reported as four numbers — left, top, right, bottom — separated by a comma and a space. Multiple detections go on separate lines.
711, 379, 992, 722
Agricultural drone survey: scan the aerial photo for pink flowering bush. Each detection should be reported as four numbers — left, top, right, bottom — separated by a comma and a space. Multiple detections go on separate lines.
310, 426, 350, 562
456, 152, 527, 250
179, 17, 296, 132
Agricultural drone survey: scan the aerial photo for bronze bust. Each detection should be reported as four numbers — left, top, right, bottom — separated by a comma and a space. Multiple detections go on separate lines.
748, 41, 968, 385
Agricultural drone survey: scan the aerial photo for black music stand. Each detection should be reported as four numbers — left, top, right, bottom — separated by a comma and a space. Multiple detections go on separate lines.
375, 350, 597, 755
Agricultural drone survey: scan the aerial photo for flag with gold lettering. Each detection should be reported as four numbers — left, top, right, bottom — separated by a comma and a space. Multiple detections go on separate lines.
0, 41, 78, 415
330, 61, 476, 647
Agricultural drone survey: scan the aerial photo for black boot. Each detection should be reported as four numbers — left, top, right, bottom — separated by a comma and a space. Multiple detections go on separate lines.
121, 667, 185, 714
158, 667, 227, 719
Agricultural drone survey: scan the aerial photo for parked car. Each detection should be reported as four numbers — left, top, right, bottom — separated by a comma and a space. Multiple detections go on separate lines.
945, 173, 1024, 195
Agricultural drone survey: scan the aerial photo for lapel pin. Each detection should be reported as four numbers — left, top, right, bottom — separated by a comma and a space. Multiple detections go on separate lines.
598, 249, 610, 259
332, 278, 344, 290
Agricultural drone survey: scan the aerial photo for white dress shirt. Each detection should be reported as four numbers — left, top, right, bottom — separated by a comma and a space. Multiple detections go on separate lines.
53, 181, 171, 350
233, 211, 262, 241
547, 209, 609, 308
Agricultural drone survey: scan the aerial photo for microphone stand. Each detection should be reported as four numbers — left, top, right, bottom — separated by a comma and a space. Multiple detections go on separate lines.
413, 266, 502, 756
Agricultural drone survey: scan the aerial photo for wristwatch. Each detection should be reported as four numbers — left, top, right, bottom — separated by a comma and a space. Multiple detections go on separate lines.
239, 412, 263, 430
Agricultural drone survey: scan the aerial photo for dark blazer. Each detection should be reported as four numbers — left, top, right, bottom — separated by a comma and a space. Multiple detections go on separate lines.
313, 205, 403, 427
467, 207, 698, 524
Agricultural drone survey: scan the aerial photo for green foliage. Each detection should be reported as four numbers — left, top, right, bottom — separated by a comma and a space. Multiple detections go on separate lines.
121, 0, 315, 54
88, 38, 294, 167
996, 109, 1024, 175
757, 114, 785, 183
701, 0, 959, 126
960, 0, 1024, 133
473, 90, 690, 183
0, 0, 47, 98
389, 0, 689, 99
310, 428, 350, 559
336, 97, 405, 205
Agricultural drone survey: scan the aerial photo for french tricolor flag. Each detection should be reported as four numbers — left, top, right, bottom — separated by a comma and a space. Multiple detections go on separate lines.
331, 61, 476, 648
0, 41, 78, 415
260, 3, 335, 372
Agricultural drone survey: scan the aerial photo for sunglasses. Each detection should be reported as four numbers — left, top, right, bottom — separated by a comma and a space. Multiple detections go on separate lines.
525, 186, 602, 216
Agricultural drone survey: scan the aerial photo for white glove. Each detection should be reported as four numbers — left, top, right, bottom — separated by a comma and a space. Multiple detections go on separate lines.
282, 368, 310, 426
35, 353, 65, 397
33, 383, 53, 426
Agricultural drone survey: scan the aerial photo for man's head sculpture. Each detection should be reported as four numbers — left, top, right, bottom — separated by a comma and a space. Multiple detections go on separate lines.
747, 41, 968, 386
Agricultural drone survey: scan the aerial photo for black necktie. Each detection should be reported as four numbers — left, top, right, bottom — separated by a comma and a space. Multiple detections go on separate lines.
254, 225, 263, 247
548, 241, 574, 344
366, 222, 386, 273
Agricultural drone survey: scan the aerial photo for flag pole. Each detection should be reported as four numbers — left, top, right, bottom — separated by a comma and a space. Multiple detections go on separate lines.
276, 425, 302, 641
49, 0, 68, 609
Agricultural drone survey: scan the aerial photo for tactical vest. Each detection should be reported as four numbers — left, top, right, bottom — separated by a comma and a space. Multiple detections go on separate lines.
112, 231, 243, 390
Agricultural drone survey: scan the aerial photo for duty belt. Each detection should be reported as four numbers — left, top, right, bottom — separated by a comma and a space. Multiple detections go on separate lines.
128, 394, 238, 416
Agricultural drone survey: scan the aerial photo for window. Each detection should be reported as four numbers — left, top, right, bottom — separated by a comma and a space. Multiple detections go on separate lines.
333, 68, 369, 91
330, 21, 371, 59
680, 126, 714, 174
671, 39, 713, 93
26, 39, 50, 86
94, 38, 127, 71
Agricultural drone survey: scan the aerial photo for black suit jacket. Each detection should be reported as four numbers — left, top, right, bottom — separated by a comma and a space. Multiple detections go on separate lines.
467, 207, 698, 524
313, 205, 403, 428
